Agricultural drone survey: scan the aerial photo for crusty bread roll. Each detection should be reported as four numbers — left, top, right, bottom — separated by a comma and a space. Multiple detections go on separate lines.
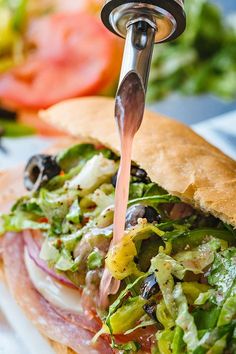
0, 96, 236, 354
41, 97, 236, 227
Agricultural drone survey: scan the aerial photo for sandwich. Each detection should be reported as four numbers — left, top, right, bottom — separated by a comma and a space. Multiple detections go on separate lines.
0, 96, 236, 354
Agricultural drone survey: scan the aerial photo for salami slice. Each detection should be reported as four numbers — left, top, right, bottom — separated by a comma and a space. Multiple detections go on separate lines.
3, 232, 112, 354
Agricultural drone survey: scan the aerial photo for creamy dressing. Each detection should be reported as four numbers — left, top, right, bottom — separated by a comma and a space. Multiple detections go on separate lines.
100, 72, 145, 306
24, 248, 83, 314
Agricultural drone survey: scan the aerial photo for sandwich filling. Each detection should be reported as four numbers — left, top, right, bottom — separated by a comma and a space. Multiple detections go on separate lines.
1, 142, 236, 354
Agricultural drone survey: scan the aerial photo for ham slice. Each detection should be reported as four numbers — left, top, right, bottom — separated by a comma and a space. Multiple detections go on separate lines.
2, 232, 113, 354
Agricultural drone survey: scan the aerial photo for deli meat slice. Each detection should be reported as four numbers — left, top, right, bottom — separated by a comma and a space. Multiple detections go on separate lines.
3, 232, 113, 354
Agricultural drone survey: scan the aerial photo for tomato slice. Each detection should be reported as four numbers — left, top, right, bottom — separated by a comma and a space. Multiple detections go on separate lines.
115, 326, 156, 352
0, 12, 122, 109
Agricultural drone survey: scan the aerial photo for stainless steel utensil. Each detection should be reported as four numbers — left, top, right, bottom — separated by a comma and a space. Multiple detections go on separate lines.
102, 0, 186, 91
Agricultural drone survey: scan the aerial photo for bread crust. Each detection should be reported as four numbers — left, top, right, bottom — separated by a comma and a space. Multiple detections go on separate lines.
41, 97, 236, 227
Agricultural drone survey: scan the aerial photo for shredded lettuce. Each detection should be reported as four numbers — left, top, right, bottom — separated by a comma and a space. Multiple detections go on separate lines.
39, 188, 78, 224
87, 249, 103, 270
68, 154, 117, 193
55, 248, 77, 272
193, 305, 220, 331
56, 143, 98, 172
208, 248, 236, 304
194, 290, 215, 306
171, 326, 185, 354
151, 253, 185, 318
182, 282, 210, 305
193, 322, 236, 354
56, 143, 116, 172
40, 239, 60, 265
217, 295, 236, 326
169, 229, 235, 254
1, 212, 49, 233
65, 199, 82, 224
174, 239, 222, 274
156, 300, 175, 330
128, 194, 179, 207
173, 283, 199, 352
90, 187, 114, 214
128, 182, 166, 200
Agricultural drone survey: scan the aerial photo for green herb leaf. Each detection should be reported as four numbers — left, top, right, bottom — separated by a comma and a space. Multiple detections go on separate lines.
0, 119, 35, 137
128, 194, 180, 207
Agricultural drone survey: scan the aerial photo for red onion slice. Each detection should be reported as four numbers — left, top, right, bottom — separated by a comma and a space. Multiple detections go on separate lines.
23, 229, 77, 289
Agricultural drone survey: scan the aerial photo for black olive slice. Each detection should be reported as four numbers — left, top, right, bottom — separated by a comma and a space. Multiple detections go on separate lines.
24, 154, 61, 191
125, 205, 161, 228
131, 165, 151, 183
143, 301, 157, 321
111, 165, 151, 187
140, 273, 159, 299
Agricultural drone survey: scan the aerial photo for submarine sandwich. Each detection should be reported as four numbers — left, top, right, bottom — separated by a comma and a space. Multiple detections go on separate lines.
0, 97, 236, 354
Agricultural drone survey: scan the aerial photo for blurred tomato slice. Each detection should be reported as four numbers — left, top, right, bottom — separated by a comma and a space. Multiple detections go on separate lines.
0, 12, 122, 109
18, 110, 68, 136
56, 0, 103, 13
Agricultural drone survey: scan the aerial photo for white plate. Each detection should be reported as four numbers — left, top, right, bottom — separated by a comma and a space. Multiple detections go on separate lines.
0, 283, 55, 354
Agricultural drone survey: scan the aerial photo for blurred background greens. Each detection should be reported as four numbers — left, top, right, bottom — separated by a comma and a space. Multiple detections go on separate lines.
148, 0, 236, 101
0, 0, 28, 73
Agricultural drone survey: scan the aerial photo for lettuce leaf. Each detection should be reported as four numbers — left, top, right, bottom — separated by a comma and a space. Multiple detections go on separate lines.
156, 299, 175, 330
217, 295, 236, 326
192, 322, 236, 354
171, 326, 185, 354
128, 182, 166, 200
67, 154, 117, 193
1, 212, 49, 233
38, 188, 78, 224
56, 143, 115, 172
169, 229, 235, 253
208, 248, 236, 304
174, 239, 222, 274
173, 283, 199, 352
87, 249, 103, 270
128, 194, 179, 207
151, 254, 185, 318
